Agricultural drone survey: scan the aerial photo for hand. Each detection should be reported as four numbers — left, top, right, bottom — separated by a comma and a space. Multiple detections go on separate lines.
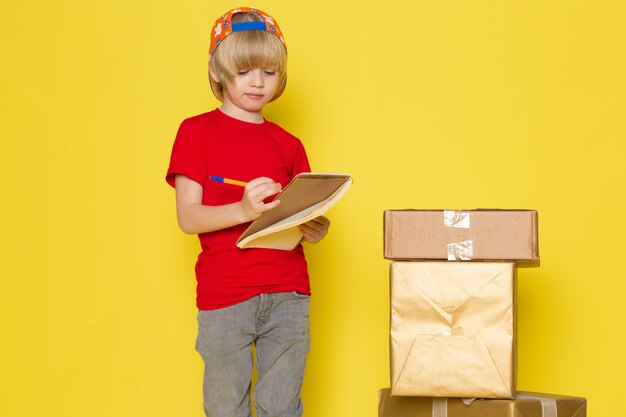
299, 216, 330, 244
240, 177, 282, 221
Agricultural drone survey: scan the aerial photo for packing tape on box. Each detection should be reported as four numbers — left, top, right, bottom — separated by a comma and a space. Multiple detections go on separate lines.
432, 398, 448, 417
431, 394, 557, 417
444, 211, 473, 260
431, 398, 467, 417
516, 394, 557, 417
447, 240, 474, 260
444, 210, 470, 228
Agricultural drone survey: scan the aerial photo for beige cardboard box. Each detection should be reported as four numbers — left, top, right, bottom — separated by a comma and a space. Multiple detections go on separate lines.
384, 210, 539, 266
390, 262, 516, 398
378, 388, 587, 417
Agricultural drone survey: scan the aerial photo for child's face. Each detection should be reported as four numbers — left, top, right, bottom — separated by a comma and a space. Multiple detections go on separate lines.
221, 68, 280, 114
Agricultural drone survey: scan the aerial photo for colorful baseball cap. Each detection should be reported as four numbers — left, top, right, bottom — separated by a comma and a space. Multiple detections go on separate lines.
209, 7, 287, 61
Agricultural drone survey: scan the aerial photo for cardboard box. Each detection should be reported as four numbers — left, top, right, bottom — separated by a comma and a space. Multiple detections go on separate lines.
384, 210, 539, 266
390, 262, 516, 398
378, 388, 587, 417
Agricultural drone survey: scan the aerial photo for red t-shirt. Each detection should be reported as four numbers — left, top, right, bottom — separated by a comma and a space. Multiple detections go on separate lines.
166, 109, 311, 310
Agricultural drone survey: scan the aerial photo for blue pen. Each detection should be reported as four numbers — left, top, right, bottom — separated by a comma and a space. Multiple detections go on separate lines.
209, 176, 248, 187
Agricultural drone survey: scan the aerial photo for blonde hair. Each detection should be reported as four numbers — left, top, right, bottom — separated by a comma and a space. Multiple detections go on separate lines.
209, 12, 287, 102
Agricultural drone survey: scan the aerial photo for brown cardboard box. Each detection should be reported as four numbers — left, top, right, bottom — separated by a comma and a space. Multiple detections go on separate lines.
378, 388, 587, 417
384, 210, 539, 266
390, 262, 516, 398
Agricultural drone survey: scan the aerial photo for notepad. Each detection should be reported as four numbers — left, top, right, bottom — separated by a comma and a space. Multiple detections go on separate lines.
236, 172, 353, 250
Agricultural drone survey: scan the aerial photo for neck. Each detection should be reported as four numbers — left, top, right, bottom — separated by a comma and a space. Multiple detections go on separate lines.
219, 100, 265, 124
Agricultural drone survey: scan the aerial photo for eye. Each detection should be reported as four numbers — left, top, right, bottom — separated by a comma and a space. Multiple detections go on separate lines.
264, 70, 277, 76
237, 70, 249, 76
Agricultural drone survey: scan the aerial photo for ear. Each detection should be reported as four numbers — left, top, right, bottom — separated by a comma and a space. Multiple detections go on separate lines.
209, 68, 221, 84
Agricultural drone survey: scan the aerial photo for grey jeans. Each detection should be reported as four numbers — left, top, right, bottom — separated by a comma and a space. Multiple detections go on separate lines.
196, 292, 311, 417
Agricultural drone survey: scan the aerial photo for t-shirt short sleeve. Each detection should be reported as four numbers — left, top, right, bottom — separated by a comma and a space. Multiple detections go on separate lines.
291, 139, 311, 178
166, 118, 207, 188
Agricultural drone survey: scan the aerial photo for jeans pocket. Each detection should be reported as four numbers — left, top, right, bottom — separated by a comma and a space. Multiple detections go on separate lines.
291, 291, 310, 300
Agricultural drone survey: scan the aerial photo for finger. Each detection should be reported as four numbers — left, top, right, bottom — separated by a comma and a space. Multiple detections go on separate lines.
300, 228, 318, 243
254, 184, 282, 202
304, 218, 330, 233
246, 177, 282, 190
246, 176, 273, 186
308, 216, 330, 227
245, 182, 281, 204
302, 231, 321, 243
262, 199, 281, 211
299, 223, 322, 242
301, 221, 323, 233
315, 215, 330, 224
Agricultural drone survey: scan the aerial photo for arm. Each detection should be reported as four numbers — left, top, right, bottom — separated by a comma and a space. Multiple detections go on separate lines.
175, 174, 282, 235
299, 216, 331, 244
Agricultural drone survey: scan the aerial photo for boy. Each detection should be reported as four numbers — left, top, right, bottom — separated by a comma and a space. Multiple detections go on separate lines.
165, 7, 329, 417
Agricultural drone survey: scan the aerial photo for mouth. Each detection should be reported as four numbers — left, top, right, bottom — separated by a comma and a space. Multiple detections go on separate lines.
245, 93, 264, 100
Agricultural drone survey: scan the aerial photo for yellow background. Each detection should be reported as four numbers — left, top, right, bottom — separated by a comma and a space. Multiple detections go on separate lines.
1, 0, 624, 416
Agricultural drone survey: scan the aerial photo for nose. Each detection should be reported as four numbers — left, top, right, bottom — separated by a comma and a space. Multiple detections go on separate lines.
249, 69, 265, 87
